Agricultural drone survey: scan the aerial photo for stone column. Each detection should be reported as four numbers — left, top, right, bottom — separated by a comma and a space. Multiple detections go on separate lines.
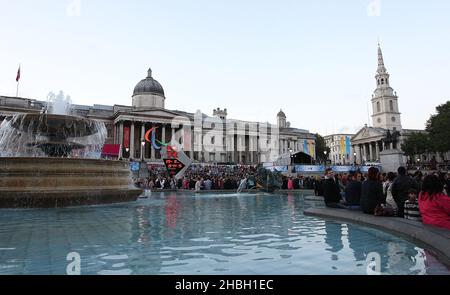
114, 124, 117, 144
359, 144, 365, 165
375, 141, 380, 162
162, 124, 166, 145
141, 123, 146, 160
250, 137, 254, 163
239, 137, 242, 163
130, 122, 135, 160
190, 127, 194, 159
356, 145, 361, 164
151, 123, 156, 160
369, 142, 374, 162
171, 126, 176, 145
231, 136, 235, 163
118, 121, 124, 159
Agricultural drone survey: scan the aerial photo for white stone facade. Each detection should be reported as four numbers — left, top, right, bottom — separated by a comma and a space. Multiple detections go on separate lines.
325, 134, 355, 165
0, 70, 316, 165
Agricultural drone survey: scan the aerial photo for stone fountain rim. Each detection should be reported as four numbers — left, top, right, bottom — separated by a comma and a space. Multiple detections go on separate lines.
0, 157, 128, 163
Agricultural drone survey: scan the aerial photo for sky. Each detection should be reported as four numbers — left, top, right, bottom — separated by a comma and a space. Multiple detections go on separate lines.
1, 0, 450, 135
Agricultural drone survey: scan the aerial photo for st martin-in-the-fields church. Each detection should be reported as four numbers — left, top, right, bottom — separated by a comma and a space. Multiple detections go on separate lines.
351, 45, 425, 169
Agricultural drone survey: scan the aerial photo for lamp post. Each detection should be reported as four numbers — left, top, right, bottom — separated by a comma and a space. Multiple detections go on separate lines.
323, 150, 328, 166
138, 140, 145, 179
353, 152, 357, 165
125, 148, 130, 160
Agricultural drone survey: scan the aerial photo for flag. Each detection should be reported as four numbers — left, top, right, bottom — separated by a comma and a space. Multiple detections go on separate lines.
16, 66, 21, 82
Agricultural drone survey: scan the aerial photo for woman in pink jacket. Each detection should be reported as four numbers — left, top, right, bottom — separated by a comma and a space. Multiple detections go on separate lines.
418, 174, 450, 230
288, 177, 294, 190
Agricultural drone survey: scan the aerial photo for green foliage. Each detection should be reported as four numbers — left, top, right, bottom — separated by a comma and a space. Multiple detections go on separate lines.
401, 132, 431, 158
315, 134, 330, 162
426, 101, 450, 153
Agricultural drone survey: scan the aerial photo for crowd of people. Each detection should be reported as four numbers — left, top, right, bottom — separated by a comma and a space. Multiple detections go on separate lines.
133, 164, 323, 192
320, 166, 450, 230
134, 164, 259, 191
132, 163, 450, 230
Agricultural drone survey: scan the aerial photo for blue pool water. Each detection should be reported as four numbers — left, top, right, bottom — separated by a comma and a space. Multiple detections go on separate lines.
0, 192, 448, 275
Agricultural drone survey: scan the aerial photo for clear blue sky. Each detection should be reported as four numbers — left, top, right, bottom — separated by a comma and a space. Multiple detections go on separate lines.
1, 0, 449, 135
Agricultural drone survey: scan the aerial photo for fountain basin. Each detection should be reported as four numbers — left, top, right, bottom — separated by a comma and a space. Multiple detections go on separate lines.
0, 158, 143, 208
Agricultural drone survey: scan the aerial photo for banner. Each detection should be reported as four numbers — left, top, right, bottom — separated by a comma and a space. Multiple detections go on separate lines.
294, 165, 325, 173
331, 166, 355, 173
130, 162, 140, 172
340, 137, 346, 156
266, 166, 288, 173
275, 166, 289, 172
183, 128, 191, 151
346, 136, 351, 155
359, 165, 381, 173
164, 159, 186, 177
308, 140, 315, 158
123, 127, 130, 149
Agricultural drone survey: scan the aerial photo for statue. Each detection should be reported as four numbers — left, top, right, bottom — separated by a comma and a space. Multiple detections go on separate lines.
382, 129, 401, 150
255, 165, 283, 193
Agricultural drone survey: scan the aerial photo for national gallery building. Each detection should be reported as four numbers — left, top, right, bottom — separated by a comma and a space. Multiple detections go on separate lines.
0, 68, 316, 165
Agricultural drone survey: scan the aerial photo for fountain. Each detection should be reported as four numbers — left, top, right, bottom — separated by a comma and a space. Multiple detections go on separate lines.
0, 91, 142, 208
255, 165, 283, 193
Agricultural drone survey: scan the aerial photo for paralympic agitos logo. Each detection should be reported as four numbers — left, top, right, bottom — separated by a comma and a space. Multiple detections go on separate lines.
145, 125, 178, 158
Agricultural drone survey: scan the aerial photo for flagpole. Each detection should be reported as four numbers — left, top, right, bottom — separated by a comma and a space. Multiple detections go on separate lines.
16, 64, 21, 97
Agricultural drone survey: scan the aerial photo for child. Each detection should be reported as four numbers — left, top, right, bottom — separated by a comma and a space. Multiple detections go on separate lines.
404, 189, 422, 222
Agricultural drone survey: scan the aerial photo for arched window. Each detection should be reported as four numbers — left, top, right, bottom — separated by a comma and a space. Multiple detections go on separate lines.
381, 78, 384, 84
377, 102, 381, 113
389, 100, 394, 111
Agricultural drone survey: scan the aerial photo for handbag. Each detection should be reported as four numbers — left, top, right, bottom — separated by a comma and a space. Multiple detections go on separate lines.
374, 204, 395, 217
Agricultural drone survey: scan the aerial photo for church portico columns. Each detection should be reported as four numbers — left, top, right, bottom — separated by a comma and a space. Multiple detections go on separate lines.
357, 144, 362, 165
363, 143, 369, 164
375, 141, 380, 162
369, 142, 374, 162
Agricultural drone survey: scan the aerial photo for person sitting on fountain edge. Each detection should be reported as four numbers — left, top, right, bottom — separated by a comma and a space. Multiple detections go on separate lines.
322, 168, 347, 209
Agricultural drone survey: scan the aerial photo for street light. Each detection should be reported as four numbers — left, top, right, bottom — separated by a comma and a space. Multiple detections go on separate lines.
289, 149, 294, 166
138, 140, 145, 179
323, 150, 328, 166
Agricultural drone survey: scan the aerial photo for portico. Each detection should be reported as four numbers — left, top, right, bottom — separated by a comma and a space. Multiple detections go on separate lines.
351, 125, 386, 164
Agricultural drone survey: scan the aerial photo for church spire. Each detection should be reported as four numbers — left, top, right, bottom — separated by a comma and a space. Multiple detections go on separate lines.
375, 43, 390, 87
371, 43, 402, 131
377, 43, 387, 74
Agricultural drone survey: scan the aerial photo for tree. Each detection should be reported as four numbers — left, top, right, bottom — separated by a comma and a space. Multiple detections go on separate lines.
315, 134, 330, 163
401, 132, 431, 160
426, 101, 450, 153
